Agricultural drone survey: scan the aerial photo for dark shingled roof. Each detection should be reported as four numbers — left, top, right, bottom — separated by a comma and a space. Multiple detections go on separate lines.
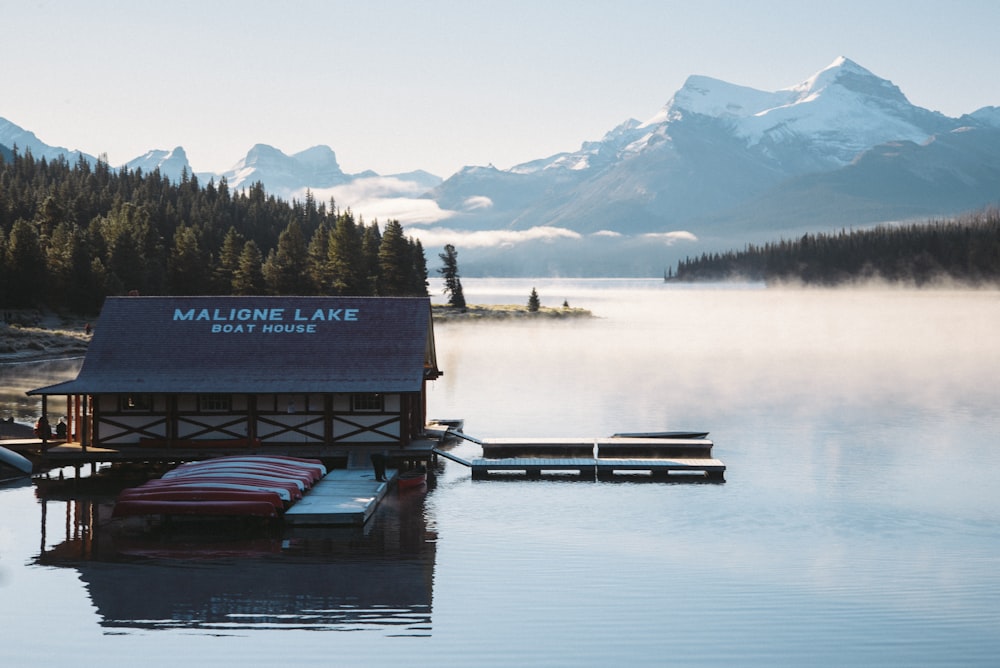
30, 296, 439, 396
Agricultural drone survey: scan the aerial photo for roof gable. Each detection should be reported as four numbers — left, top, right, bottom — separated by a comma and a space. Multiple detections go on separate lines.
32, 296, 439, 395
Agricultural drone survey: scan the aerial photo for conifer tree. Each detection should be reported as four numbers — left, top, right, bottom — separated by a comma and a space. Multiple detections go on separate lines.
359, 220, 382, 294
377, 219, 411, 296
409, 239, 429, 296
233, 240, 265, 295
438, 243, 466, 309
6, 219, 47, 307
168, 224, 209, 295
328, 213, 363, 295
305, 223, 331, 294
528, 287, 540, 312
215, 226, 245, 292
263, 219, 310, 294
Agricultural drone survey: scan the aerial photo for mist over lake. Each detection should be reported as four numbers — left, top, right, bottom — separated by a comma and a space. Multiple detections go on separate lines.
2, 279, 999, 667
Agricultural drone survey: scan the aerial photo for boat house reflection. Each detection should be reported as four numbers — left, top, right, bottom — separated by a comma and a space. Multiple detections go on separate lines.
34, 480, 437, 633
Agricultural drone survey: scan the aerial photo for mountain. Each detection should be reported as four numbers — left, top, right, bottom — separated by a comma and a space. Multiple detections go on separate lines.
0, 118, 441, 206
2, 56, 998, 276
126, 146, 193, 182
430, 56, 992, 244
0, 117, 96, 165
216, 144, 350, 194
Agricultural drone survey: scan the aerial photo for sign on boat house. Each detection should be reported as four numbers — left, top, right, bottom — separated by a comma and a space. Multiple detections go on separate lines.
29, 296, 442, 454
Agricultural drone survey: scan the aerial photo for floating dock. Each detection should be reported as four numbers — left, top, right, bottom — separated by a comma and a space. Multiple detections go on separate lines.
438, 433, 726, 481
283, 467, 396, 526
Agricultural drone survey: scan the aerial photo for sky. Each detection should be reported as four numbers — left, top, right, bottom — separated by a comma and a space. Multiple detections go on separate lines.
3, 0, 1000, 179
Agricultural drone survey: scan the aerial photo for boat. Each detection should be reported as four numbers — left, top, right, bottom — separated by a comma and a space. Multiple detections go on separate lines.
611, 431, 709, 440
111, 454, 329, 518
0, 445, 32, 477
173, 455, 326, 479
117, 487, 285, 512
142, 475, 303, 499
162, 466, 313, 491
127, 480, 294, 503
397, 468, 427, 490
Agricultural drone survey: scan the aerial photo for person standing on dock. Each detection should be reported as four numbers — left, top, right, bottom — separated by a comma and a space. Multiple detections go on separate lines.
34, 416, 52, 443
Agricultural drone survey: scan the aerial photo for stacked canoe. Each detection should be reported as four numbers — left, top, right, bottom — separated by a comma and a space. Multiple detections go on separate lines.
112, 455, 326, 519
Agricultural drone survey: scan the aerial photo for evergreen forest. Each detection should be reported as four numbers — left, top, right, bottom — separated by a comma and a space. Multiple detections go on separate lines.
0, 149, 430, 315
673, 208, 1000, 285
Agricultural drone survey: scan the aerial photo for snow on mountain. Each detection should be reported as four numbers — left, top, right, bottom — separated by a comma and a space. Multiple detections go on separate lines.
2, 55, 996, 276
627, 57, 951, 167
430, 55, 986, 241
219, 143, 350, 195
0, 117, 95, 164
968, 106, 1000, 128
125, 146, 192, 182
0, 115, 442, 211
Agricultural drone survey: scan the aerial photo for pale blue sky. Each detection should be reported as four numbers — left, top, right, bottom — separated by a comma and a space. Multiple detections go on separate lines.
3, 0, 999, 178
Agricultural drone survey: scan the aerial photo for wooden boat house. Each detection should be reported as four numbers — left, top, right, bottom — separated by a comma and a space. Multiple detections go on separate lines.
29, 296, 441, 461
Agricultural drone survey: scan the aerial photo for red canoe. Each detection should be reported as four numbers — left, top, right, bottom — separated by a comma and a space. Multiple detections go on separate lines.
117, 487, 285, 511
141, 476, 302, 500
398, 469, 427, 489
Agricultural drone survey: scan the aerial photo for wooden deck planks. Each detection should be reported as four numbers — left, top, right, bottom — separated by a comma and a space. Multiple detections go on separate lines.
469, 456, 726, 480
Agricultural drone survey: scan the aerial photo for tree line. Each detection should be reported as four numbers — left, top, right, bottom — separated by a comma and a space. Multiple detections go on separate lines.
0, 148, 429, 314
673, 208, 1000, 285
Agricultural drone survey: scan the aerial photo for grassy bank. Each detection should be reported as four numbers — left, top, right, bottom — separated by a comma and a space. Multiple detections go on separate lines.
0, 311, 91, 362
0, 323, 91, 362
431, 303, 593, 321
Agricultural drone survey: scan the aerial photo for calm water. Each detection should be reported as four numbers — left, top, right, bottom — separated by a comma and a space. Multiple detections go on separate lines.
2, 279, 999, 666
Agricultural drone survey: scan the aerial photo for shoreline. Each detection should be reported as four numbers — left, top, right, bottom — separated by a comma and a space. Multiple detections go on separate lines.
430, 303, 593, 321
0, 320, 92, 364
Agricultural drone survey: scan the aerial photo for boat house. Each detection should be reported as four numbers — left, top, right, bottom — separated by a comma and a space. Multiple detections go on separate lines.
29, 296, 441, 462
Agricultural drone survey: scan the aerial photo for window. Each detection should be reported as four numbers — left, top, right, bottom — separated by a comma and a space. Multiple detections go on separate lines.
199, 394, 232, 412
121, 394, 153, 412
352, 393, 384, 412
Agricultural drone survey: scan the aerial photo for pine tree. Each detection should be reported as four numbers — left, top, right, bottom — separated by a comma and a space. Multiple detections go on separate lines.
377, 219, 411, 296
328, 213, 363, 295
409, 239, 429, 296
232, 240, 265, 295
527, 287, 540, 312
264, 219, 310, 295
305, 223, 331, 294
168, 224, 209, 295
438, 243, 466, 309
214, 226, 245, 293
6, 219, 47, 307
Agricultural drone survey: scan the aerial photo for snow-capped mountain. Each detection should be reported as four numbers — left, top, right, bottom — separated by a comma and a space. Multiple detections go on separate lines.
0, 117, 95, 164
2, 55, 997, 276
430, 56, 996, 239
126, 146, 192, 182
217, 144, 350, 193
0, 118, 441, 203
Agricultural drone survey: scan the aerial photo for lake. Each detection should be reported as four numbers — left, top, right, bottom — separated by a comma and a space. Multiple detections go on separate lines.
2, 278, 999, 666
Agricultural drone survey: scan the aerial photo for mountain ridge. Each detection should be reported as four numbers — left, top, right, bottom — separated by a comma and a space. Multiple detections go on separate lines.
2, 56, 998, 276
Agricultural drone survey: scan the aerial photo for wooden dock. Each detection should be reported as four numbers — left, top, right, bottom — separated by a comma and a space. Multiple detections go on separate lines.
283, 468, 395, 526
466, 457, 725, 480
437, 433, 727, 482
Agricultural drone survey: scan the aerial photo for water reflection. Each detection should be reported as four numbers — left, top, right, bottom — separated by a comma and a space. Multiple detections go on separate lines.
32, 469, 437, 634
0, 357, 83, 422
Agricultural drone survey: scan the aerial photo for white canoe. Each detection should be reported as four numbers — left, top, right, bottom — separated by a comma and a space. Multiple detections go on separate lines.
0, 445, 32, 475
